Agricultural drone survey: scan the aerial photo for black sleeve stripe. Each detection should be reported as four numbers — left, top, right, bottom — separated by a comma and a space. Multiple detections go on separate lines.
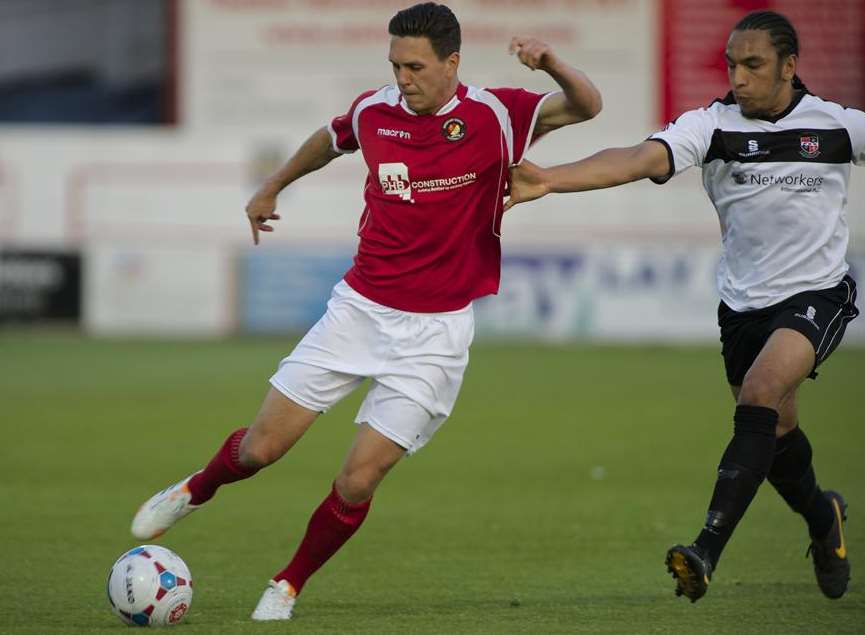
703, 128, 852, 164
705, 129, 725, 165
646, 138, 675, 185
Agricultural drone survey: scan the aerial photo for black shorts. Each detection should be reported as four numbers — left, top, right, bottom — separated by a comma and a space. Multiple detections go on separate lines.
718, 275, 859, 386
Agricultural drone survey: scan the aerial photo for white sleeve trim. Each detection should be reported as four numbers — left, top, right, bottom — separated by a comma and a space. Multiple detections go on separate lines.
516, 90, 561, 166
351, 86, 399, 153
465, 86, 514, 165
326, 121, 356, 155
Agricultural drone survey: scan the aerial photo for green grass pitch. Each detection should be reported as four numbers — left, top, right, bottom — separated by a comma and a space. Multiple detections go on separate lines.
1, 332, 863, 634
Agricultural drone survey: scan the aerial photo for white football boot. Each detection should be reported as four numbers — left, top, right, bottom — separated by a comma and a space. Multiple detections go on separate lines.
251, 579, 297, 621
131, 473, 200, 540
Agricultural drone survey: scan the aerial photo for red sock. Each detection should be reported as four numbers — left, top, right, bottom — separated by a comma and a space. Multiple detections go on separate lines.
274, 484, 372, 594
187, 428, 258, 505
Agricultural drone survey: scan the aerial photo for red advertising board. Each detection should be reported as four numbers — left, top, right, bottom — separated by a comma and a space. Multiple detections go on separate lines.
660, 0, 865, 123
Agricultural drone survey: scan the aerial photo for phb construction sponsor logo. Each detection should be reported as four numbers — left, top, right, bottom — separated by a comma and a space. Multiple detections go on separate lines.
378, 162, 412, 201
412, 172, 477, 194
378, 163, 477, 202
731, 171, 823, 193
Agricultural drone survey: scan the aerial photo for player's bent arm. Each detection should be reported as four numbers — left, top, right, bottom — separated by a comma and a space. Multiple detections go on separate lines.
506, 140, 671, 210
509, 36, 602, 132
255, 126, 341, 197
535, 59, 603, 133
245, 127, 341, 244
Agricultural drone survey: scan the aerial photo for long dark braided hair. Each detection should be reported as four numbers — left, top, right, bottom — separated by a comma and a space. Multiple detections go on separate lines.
733, 11, 807, 91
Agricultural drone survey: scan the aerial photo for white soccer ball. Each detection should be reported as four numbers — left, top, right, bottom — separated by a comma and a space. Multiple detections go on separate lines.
107, 545, 193, 627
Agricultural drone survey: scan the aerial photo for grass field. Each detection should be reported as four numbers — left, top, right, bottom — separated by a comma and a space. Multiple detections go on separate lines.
1, 331, 864, 634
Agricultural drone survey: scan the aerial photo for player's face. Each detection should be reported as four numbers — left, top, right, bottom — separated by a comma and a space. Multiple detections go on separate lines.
389, 36, 459, 115
725, 29, 796, 119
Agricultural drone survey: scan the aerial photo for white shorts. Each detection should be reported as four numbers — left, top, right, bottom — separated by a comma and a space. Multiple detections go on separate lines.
270, 280, 475, 454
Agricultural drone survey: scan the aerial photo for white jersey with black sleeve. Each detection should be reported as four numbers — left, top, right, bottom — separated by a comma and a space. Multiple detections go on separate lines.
649, 91, 865, 311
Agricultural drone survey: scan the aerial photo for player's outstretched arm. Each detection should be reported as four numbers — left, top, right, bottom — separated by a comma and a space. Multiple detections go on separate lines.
509, 36, 602, 134
505, 140, 671, 210
245, 126, 341, 244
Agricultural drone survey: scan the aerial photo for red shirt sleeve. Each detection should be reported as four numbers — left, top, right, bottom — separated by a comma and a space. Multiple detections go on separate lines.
328, 90, 377, 153
485, 87, 554, 164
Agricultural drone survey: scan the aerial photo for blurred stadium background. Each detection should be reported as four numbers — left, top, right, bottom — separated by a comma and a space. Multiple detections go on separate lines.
1, 0, 863, 340
1, 1, 864, 633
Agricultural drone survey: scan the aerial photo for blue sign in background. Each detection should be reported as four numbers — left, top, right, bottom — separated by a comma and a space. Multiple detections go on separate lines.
240, 249, 354, 333
239, 247, 865, 342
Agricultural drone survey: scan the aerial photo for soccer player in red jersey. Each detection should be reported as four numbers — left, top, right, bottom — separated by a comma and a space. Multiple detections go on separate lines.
131, 2, 602, 620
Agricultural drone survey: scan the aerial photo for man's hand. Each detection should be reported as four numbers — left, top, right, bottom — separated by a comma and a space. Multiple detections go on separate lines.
508, 36, 558, 71
509, 36, 602, 132
242, 126, 341, 244
245, 188, 282, 245
505, 160, 551, 211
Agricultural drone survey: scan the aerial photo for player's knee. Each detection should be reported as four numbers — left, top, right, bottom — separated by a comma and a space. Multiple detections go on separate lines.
237, 434, 281, 469
334, 466, 384, 503
775, 414, 797, 437
737, 373, 785, 408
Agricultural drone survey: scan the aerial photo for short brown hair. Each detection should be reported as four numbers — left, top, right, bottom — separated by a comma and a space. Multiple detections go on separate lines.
388, 3, 461, 60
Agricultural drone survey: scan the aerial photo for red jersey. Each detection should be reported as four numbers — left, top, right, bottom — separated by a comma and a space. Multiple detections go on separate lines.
329, 82, 551, 312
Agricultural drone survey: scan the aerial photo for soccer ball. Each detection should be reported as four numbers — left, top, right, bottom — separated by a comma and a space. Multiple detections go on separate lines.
107, 545, 193, 627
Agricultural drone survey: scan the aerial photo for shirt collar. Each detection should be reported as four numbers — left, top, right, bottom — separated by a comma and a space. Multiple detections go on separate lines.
760, 89, 807, 123
400, 83, 465, 116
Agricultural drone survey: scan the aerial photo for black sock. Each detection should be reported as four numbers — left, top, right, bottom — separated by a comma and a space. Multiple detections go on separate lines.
695, 405, 778, 568
767, 426, 834, 539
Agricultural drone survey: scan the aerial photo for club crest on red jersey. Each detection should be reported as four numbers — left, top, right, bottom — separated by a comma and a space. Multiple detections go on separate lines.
799, 134, 820, 159
442, 117, 466, 142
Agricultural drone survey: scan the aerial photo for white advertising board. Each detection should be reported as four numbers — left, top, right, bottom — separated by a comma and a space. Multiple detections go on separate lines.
85, 243, 235, 336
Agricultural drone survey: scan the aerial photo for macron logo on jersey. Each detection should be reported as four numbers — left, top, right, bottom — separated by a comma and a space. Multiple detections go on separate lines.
379, 162, 412, 201
377, 128, 412, 140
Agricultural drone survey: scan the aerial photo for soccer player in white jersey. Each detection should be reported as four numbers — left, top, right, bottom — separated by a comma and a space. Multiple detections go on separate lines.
130, 2, 603, 621
507, 10, 861, 602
